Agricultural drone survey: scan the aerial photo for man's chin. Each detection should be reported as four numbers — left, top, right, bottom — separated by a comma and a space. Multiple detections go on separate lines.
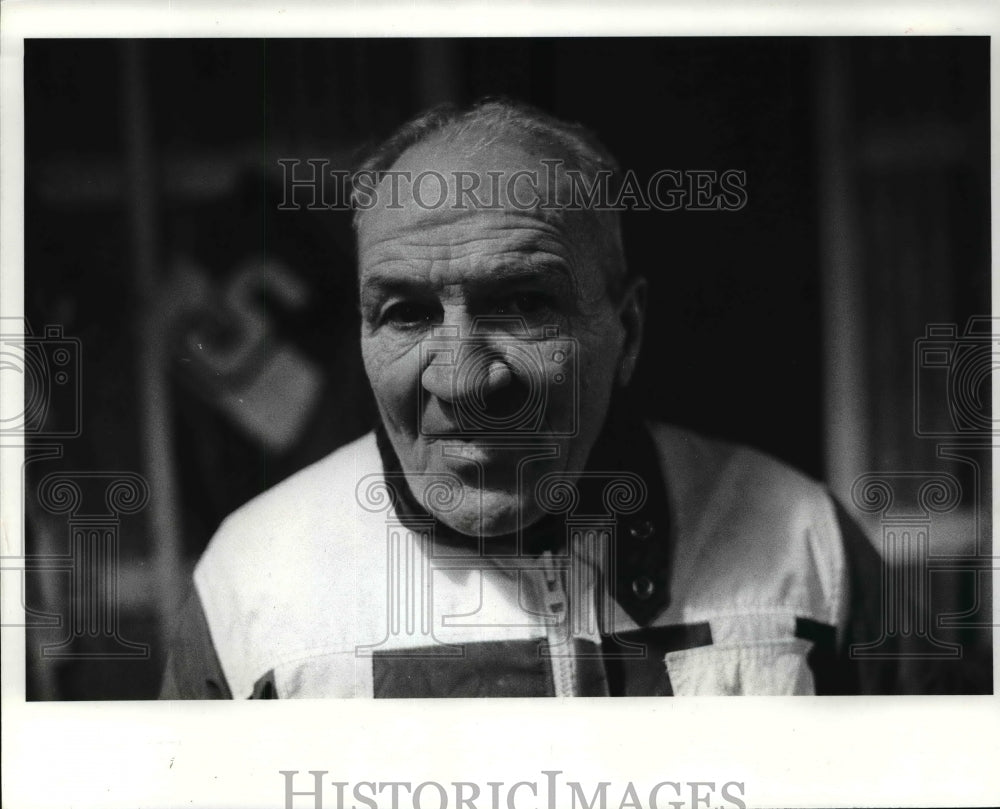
432, 488, 542, 538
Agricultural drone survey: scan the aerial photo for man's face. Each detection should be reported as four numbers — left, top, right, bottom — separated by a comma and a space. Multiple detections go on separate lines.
358, 135, 640, 536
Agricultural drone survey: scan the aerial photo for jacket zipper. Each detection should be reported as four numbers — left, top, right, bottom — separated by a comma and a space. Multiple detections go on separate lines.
541, 549, 576, 697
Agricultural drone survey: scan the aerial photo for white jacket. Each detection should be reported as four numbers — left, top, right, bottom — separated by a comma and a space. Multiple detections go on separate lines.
162, 421, 893, 698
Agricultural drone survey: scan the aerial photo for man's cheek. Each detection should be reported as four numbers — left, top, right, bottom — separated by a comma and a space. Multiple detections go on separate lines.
570, 339, 619, 434
363, 336, 413, 385
363, 343, 422, 429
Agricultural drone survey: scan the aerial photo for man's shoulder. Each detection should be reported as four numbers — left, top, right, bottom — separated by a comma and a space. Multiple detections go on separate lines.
648, 421, 847, 630
647, 420, 828, 504
190, 430, 388, 697
226, 430, 378, 521
197, 430, 381, 565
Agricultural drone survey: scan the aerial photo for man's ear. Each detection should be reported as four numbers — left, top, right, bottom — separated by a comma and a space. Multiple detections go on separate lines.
616, 275, 647, 388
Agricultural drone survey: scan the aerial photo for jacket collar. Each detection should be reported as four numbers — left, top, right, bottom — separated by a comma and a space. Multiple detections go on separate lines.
373, 399, 672, 626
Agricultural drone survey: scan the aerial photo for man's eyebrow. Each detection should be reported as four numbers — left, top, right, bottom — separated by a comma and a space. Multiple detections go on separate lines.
470, 262, 572, 289
359, 274, 431, 301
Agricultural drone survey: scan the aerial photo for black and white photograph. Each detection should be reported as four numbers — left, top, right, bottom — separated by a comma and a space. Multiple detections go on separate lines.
2, 3, 998, 808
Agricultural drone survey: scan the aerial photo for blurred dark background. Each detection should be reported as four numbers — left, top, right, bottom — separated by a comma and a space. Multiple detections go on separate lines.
20, 38, 991, 698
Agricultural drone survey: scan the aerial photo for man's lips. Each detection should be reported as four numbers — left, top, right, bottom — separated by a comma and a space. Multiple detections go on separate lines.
432, 437, 513, 464
423, 434, 563, 481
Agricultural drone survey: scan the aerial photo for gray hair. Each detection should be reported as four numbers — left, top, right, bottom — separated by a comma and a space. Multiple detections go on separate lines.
351, 98, 628, 300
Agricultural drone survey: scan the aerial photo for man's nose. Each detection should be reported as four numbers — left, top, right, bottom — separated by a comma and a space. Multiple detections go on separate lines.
421, 347, 514, 404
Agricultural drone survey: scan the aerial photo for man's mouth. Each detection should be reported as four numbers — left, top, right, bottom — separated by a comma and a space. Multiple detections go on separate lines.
434, 436, 512, 464
424, 434, 563, 483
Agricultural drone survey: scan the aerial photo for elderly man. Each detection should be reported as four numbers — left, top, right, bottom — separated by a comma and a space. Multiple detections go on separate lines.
161, 99, 893, 698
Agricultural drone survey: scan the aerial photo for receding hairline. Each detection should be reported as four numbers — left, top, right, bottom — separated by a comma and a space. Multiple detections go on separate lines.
351, 99, 629, 299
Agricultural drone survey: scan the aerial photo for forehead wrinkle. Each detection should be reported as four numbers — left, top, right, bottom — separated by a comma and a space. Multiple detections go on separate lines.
360, 247, 576, 299
360, 218, 578, 276
357, 199, 606, 308
362, 255, 572, 295
361, 204, 573, 243
363, 228, 569, 259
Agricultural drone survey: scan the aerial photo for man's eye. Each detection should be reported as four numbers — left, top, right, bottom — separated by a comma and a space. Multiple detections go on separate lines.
382, 301, 438, 327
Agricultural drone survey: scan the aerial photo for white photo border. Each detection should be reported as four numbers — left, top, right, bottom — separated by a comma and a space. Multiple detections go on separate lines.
2, 2, 998, 808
